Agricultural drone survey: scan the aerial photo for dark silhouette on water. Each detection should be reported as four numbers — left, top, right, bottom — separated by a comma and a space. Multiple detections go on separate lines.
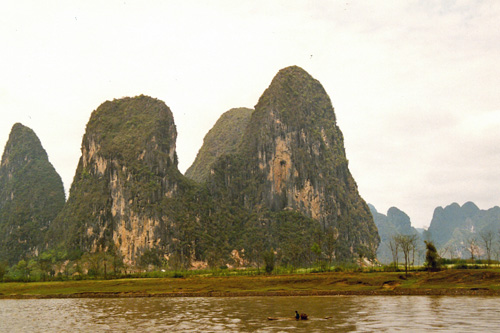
295, 310, 308, 320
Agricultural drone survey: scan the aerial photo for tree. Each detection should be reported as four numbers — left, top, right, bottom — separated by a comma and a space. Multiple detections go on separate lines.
396, 234, 418, 277
106, 244, 125, 276
323, 226, 338, 266
38, 252, 54, 281
465, 236, 478, 261
388, 235, 400, 270
263, 250, 275, 274
479, 230, 495, 266
410, 234, 419, 268
0, 260, 8, 280
438, 245, 451, 260
311, 242, 322, 267
424, 241, 441, 271
138, 248, 164, 272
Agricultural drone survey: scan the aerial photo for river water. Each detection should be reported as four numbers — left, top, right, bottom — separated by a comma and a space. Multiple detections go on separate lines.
0, 296, 499, 332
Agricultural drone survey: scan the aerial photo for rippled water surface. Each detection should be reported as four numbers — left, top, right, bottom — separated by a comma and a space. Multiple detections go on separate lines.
1, 296, 499, 332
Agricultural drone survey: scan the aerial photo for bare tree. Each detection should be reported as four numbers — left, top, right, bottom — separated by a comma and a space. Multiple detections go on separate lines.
410, 235, 419, 268
438, 245, 451, 260
479, 230, 495, 266
465, 235, 479, 261
396, 234, 418, 277
388, 234, 400, 269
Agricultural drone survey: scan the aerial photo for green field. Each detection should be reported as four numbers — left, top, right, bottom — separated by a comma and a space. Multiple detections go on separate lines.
1, 269, 500, 298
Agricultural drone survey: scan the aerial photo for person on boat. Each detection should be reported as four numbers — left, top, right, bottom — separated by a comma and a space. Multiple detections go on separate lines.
295, 311, 300, 320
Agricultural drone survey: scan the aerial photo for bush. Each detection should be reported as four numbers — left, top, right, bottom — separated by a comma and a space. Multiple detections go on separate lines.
424, 241, 441, 271
263, 250, 275, 274
382, 263, 399, 272
452, 263, 481, 270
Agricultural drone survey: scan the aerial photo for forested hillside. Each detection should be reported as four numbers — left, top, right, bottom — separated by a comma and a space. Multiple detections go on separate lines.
0, 123, 65, 265
1, 66, 380, 275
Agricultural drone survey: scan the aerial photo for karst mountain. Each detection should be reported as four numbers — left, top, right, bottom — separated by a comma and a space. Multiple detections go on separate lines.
3, 66, 380, 267
0, 123, 65, 264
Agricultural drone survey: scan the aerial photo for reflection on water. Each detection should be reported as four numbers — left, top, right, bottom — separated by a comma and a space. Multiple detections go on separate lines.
1, 295, 499, 332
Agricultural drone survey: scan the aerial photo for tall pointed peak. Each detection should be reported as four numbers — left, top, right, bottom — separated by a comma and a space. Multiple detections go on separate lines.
0, 122, 65, 264
1, 123, 48, 167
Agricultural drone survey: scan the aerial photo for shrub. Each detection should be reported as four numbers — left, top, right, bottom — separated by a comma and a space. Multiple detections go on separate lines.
263, 250, 275, 274
424, 241, 441, 271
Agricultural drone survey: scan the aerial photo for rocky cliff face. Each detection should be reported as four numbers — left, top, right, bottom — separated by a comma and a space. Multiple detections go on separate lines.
0, 123, 65, 264
48, 96, 188, 265
46, 67, 380, 267
185, 107, 253, 183
209, 66, 379, 259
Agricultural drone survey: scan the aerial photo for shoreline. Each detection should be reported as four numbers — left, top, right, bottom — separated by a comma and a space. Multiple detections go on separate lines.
2, 269, 500, 299
2, 287, 499, 299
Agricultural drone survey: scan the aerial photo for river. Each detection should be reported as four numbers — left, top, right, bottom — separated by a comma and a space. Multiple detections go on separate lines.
0, 296, 499, 332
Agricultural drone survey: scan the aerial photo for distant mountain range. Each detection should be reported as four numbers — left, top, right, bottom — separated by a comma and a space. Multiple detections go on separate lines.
427, 202, 500, 259
370, 202, 500, 263
369, 205, 421, 264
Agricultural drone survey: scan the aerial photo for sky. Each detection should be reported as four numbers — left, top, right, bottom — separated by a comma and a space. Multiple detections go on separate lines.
1, 0, 499, 229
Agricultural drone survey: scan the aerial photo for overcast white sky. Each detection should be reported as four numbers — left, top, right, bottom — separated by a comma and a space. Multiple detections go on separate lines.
1, 1, 499, 228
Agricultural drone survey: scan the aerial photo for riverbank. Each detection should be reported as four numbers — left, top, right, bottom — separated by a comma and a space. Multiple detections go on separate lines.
1, 269, 500, 299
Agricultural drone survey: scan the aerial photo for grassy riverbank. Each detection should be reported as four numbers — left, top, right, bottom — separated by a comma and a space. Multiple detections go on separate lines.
2, 269, 500, 298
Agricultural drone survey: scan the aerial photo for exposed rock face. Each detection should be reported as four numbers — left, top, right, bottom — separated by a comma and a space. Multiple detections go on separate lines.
427, 202, 500, 258
369, 204, 421, 264
185, 107, 253, 183
209, 66, 379, 259
48, 96, 185, 264
0, 123, 65, 264
46, 67, 380, 267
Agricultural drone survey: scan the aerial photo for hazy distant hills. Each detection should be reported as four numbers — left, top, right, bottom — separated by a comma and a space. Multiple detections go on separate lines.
427, 202, 500, 258
369, 204, 421, 264
371, 201, 500, 263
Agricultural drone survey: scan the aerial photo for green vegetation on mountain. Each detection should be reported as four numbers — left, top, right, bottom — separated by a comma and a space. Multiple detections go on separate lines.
0, 123, 65, 265
208, 66, 379, 261
185, 107, 253, 183
47, 95, 186, 258
2, 66, 381, 273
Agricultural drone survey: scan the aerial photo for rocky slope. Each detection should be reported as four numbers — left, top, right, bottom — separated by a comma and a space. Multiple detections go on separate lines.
185, 107, 253, 183
208, 66, 379, 260
45, 66, 380, 268
47, 96, 193, 265
0, 123, 65, 264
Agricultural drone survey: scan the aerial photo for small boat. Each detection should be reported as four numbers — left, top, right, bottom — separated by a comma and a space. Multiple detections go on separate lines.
267, 317, 297, 321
